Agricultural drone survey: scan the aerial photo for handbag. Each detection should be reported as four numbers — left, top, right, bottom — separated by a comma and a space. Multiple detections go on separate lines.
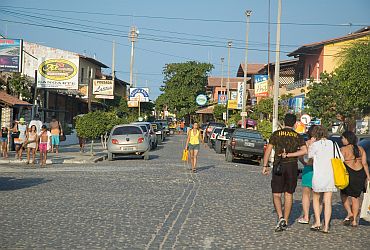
331, 142, 349, 189
273, 156, 283, 176
182, 149, 188, 161
360, 181, 370, 222
59, 134, 66, 142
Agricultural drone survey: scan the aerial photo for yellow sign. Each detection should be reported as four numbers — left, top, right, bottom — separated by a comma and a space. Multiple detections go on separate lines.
128, 100, 139, 107
295, 121, 306, 134
39, 59, 77, 81
255, 80, 269, 97
227, 100, 238, 109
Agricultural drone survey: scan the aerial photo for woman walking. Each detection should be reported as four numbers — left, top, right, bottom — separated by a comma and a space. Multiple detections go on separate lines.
340, 131, 370, 227
297, 125, 316, 224
185, 122, 204, 173
14, 118, 27, 160
1, 126, 9, 158
26, 125, 38, 164
307, 125, 337, 233
39, 125, 51, 166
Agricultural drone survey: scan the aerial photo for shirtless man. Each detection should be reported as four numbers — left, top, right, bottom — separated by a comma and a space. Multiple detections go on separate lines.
39, 125, 51, 166
49, 116, 63, 154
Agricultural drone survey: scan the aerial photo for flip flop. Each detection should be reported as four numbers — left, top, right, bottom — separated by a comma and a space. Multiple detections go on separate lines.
298, 217, 309, 224
310, 225, 321, 231
343, 216, 353, 226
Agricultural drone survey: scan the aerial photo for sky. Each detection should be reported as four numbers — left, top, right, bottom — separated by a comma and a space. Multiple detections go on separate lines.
1, 0, 369, 99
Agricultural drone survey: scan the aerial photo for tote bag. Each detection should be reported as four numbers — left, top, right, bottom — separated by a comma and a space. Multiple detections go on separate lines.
182, 149, 188, 161
360, 181, 370, 222
331, 142, 349, 190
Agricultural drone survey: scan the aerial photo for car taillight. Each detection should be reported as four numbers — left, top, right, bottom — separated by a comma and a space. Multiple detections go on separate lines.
212, 134, 215, 139
138, 137, 144, 143
112, 139, 119, 144
231, 138, 236, 147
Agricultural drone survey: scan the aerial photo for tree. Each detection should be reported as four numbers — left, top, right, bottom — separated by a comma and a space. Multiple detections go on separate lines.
213, 104, 226, 121
1, 73, 33, 100
159, 61, 214, 120
249, 97, 288, 122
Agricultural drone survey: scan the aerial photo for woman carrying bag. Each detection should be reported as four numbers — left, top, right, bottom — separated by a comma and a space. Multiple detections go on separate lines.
184, 123, 205, 173
340, 131, 370, 227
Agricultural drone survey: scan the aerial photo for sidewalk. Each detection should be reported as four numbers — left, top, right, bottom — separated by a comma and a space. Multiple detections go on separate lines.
0, 142, 107, 165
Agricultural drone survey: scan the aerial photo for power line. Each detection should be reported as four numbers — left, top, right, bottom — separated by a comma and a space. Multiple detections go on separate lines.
0, 5, 367, 27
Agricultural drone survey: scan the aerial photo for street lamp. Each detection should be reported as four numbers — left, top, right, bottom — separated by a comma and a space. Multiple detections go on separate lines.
226, 41, 232, 123
242, 10, 252, 128
129, 26, 139, 88
220, 57, 225, 96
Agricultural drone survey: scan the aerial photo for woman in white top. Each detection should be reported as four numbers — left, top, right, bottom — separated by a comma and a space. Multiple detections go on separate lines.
307, 125, 338, 233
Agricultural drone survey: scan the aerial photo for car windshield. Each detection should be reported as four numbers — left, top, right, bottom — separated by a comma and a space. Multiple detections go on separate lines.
214, 128, 222, 134
234, 130, 263, 139
139, 125, 148, 132
113, 126, 142, 135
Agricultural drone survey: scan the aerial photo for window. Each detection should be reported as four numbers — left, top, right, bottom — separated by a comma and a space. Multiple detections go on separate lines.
308, 64, 312, 78
113, 126, 142, 135
80, 68, 84, 83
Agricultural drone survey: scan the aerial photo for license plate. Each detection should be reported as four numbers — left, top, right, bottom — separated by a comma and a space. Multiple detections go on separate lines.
121, 147, 135, 151
244, 142, 255, 147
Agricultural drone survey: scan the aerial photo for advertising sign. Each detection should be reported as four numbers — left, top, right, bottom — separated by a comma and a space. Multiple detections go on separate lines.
128, 100, 139, 107
237, 82, 243, 110
93, 79, 114, 96
129, 87, 149, 102
0, 39, 23, 72
255, 75, 269, 97
37, 58, 79, 89
227, 100, 238, 109
196, 94, 207, 106
218, 94, 227, 105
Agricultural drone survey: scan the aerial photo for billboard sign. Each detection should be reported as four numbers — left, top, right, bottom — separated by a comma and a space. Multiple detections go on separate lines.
255, 75, 269, 97
218, 94, 227, 105
237, 82, 243, 110
227, 99, 238, 109
0, 39, 23, 72
196, 94, 207, 106
93, 79, 114, 96
129, 87, 149, 102
37, 58, 79, 89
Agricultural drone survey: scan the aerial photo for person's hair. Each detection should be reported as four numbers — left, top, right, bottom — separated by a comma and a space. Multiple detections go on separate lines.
30, 125, 37, 132
51, 115, 57, 120
310, 125, 328, 140
41, 125, 47, 129
342, 131, 360, 158
307, 125, 316, 139
284, 113, 297, 127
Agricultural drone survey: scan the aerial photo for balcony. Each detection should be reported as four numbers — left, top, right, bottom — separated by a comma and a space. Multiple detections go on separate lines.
285, 79, 319, 91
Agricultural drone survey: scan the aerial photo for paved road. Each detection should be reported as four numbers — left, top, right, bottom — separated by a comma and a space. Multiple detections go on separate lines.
0, 135, 369, 249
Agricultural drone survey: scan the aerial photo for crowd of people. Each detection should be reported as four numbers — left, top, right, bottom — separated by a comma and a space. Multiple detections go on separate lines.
0, 115, 63, 166
263, 114, 369, 233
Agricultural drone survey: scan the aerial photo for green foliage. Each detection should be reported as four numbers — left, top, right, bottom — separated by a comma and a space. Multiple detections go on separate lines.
213, 104, 227, 121
158, 61, 214, 118
249, 97, 287, 121
3, 73, 33, 101
228, 112, 241, 126
257, 119, 273, 140
75, 111, 124, 139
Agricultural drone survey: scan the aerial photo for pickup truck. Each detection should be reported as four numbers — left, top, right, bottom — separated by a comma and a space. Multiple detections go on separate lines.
225, 128, 265, 164
214, 127, 235, 154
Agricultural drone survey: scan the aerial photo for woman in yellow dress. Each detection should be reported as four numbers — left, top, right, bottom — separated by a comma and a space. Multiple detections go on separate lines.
185, 123, 205, 173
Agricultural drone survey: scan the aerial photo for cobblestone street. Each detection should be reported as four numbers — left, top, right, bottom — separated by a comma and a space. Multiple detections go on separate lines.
1, 135, 369, 249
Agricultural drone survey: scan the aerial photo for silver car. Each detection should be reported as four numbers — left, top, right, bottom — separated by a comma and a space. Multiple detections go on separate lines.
107, 125, 150, 161
131, 122, 158, 149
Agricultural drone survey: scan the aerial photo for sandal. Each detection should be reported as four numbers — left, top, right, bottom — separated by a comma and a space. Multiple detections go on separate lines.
192, 169, 197, 173
310, 225, 321, 231
298, 217, 309, 224
343, 216, 353, 226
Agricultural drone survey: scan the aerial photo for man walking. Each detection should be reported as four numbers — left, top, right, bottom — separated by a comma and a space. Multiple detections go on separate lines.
262, 114, 307, 232
49, 116, 63, 154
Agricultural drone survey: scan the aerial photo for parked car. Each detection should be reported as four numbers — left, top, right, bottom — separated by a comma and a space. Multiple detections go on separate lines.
156, 120, 170, 135
131, 122, 158, 149
151, 122, 165, 143
214, 127, 235, 154
107, 125, 150, 161
204, 122, 226, 143
208, 127, 224, 148
225, 128, 265, 164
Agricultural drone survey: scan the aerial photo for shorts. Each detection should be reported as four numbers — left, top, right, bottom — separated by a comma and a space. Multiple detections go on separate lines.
39, 142, 48, 152
271, 161, 298, 194
0, 137, 7, 143
302, 165, 313, 188
188, 143, 200, 151
51, 135, 60, 146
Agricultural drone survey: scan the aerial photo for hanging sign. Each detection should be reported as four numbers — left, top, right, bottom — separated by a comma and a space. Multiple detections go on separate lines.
129, 87, 149, 102
196, 94, 207, 106
93, 79, 114, 96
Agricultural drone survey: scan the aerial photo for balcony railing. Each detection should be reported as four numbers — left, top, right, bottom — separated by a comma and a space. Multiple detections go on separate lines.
285, 78, 319, 91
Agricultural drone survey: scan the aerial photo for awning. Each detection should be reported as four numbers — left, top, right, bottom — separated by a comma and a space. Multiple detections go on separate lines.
0, 91, 32, 107
196, 105, 214, 114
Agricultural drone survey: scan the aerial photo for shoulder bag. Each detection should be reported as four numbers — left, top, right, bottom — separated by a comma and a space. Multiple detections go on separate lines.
331, 142, 349, 189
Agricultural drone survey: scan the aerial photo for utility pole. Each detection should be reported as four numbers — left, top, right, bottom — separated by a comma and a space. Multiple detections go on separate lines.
242, 10, 252, 128
88, 66, 93, 112
112, 40, 116, 80
267, 0, 271, 79
220, 57, 224, 96
129, 26, 139, 87
226, 41, 232, 124
272, 0, 282, 132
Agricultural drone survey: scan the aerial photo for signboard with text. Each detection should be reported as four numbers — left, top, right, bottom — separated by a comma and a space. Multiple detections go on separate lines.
227, 99, 238, 110
37, 58, 79, 89
129, 87, 149, 102
254, 75, 269, 97
0, 39, 23, 72
237, 82, 243, 110
218, 94, 227, 105
93, 79, 114, 97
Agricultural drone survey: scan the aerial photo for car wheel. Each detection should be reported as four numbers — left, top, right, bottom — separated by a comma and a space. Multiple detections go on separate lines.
108, 152, 114, 161
143, 150, 150, 160
215, 140, 222, 154
225, 147, 233, 162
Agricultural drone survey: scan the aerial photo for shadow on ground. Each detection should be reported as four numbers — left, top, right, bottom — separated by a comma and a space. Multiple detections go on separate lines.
0, 177, 51, 191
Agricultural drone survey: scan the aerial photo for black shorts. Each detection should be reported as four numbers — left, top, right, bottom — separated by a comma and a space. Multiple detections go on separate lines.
271, 161, 298, 194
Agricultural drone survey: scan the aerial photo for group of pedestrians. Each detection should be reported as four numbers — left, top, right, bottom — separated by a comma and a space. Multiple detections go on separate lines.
0, 115, 64, 166
263, 114, 369, 233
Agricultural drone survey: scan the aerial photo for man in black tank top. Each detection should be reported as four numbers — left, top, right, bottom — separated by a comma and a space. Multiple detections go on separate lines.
262, 114, 307, 232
